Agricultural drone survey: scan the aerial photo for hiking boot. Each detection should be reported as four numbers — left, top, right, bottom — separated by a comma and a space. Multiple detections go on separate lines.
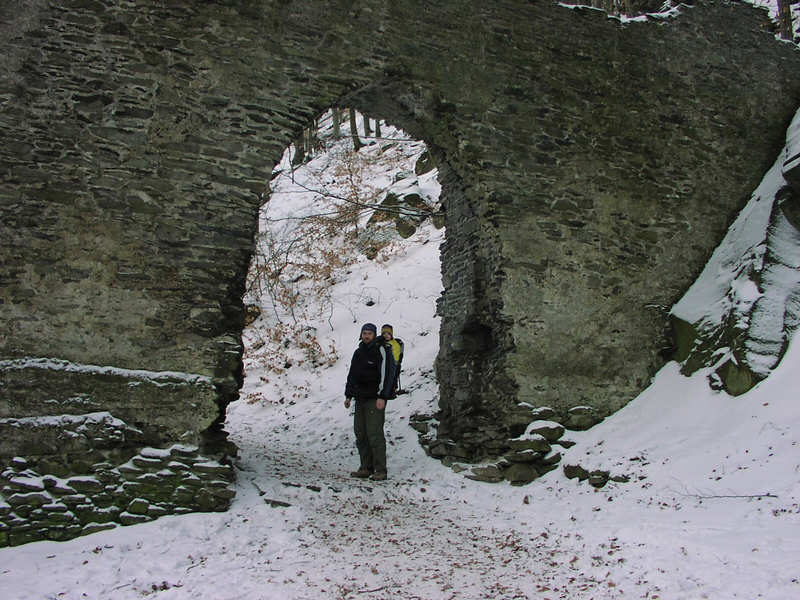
350, 468, 372, 478
369, 471, 387, 481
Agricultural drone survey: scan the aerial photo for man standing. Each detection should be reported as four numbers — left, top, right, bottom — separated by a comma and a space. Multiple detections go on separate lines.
344, 323, 395, 481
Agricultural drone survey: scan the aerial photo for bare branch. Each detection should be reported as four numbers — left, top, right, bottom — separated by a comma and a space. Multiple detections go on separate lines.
680, 492, 777, 500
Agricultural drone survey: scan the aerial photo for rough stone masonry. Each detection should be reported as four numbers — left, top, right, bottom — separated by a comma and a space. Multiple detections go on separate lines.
1, 0, 800, 543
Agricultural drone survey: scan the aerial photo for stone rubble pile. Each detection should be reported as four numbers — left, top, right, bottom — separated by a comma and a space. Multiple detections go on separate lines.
562, 463, 631, 488
412, 406, 597, 485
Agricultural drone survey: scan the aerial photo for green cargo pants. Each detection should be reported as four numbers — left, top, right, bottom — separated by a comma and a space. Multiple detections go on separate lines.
353, 398, 386, 474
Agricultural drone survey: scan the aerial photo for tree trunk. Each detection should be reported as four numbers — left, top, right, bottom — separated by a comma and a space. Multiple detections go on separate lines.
292, 130, 305, 166
349, 108, 362, 152
332, 109, 341, 139
304, 127, 313, 159
363, 114, 372, 138
374, 119, 381, 139
777, 0, 794, 41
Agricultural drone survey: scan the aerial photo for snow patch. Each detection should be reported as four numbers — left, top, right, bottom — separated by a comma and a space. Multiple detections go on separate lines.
0, 357, 212, 385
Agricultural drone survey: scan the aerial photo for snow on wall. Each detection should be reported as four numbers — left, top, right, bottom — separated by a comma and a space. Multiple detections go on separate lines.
0, 358, 212, 386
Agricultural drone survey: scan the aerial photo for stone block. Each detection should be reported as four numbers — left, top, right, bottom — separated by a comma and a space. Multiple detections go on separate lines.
588, 470, 610, 488
41, 476, 58, 490
119, 512, 152, 526
193, 462, 233, 478
41, 510, 76, 524
8, 477, 45, 492
464, 465, 504, 483
50, 481, 78, 495
540, 450, 562, 466
208, 486, 236, 500
147, 504, 169, 517
504, 463, 540, 485
7, 491, 51, 507
59, 494, 88, 507
10, 458, 28, 469
529, 407, 557, 421
521, 421, 565, 442
172, 486, 196, 503
194, 489, 217, 511
563, 464, 589, 481
563, 407, 601, 431
118, 463, 144, 478
505, 450, 542, 464
82, 522, 118, 536
131, 456, 165, 469
167, 461, 191, 471
180, 474, 203, 487
508, 435, 551, 453
66, 477, 104, 494
127, 498, 150, 515
94, 469, 121, 485
169, 446, 200, 459
715, 359, 756, 397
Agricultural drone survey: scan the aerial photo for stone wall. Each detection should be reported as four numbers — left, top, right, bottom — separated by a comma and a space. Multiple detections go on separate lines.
427, 4, 800, 460
2, 0, 800, 541
0, 443, 234, 546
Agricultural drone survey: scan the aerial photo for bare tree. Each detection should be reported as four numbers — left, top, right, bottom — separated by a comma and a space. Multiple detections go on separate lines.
332, 108, 341, 139
349, 107, 363, 152
778, 0, 794, 41
292, 130, 306, 166
362, 113, 372, 138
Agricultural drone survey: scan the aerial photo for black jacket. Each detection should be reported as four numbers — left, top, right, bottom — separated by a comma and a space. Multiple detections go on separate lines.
345, 339, 395, 400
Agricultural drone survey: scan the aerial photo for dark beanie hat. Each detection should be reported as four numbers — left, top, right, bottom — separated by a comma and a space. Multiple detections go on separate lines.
381, 324, 393, 334
361, 323, 377, 334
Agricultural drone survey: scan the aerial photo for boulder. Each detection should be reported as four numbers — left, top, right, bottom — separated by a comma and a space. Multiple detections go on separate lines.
563, 464, 589, 481
504, 463, 540, 485
465, 465, 504, 483
414, 150, 436, 175
563, 406, 601, 430
588, 470, 610, 488
521, 420, 565, 442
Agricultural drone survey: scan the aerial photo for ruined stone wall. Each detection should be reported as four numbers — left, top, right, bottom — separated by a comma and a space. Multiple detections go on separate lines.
2, 0, 800, 542
0, 0, 381, 544
420, 3, 800, 459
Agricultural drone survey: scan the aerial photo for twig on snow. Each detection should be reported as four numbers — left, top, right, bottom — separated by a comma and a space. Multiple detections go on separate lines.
356, 584, 399, 594
682, 492, 777, 500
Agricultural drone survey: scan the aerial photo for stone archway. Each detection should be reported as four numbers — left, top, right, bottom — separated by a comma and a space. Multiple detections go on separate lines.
2, 0, 800, 543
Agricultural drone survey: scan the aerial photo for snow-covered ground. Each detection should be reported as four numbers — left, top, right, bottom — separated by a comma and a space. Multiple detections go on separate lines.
3, 81, 800, 600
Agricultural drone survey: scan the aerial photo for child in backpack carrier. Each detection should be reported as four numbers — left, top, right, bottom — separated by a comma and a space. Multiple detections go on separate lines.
381, 324, 404, 396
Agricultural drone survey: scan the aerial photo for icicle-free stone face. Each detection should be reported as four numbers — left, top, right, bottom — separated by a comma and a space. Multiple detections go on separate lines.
3, 0, 800, 539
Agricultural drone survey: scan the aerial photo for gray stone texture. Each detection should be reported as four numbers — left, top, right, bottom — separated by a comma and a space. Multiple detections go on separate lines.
1, 2, 800, 509
0, 445, 234, 547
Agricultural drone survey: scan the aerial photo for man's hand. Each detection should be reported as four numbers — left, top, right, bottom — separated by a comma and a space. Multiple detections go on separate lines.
376, 398, 386, 410
344, 397, 352, 409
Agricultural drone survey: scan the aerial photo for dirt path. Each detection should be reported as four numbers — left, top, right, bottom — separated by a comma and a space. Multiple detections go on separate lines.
233, 425, 633, 600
